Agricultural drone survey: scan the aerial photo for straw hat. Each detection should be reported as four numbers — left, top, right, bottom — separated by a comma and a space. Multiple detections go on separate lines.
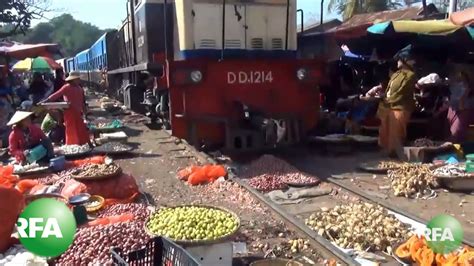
65, 72, 81, 82
7, 111, 34, 126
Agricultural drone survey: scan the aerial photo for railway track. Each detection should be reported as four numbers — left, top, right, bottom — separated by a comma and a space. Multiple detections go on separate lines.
179, 142, 474, 265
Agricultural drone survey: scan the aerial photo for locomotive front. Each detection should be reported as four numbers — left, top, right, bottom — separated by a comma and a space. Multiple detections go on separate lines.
164, 0, 324, 152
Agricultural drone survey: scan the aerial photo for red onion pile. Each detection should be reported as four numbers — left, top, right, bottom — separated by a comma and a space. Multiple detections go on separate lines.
55, 203, 150, 265
248, 175, 288, 192
97, 203, 149, 222
242, 155, 319, 192
55, 221, 150, 265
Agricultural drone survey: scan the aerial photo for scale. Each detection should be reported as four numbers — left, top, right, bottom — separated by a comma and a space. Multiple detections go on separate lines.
68, 193, 91, 225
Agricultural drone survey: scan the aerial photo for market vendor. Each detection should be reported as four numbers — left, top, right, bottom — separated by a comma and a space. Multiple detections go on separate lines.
8, 111, 54, 164
42, 73, 89, 145
437, 67, 474, 143
377, 56, 417, 157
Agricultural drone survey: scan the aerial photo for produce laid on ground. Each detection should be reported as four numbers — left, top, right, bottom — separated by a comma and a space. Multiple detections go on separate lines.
195, 180, 266, 214
433, 164, 469, 177
305, 203, 411, 252
378, 161, 405, 169
0, 245, 47, 265
13, 163, 49, 174
177, 164, 227, 185
413, 138, 436, 147
388, 164, 437, 197
95, 142, 132, 153
59, 144, 91, 155
395, 235, 473, 265
55, 203, 150, 265
242, 155, 319, 192
88, 119, 123, 129
71, 163, 120, 179
146, 206, 239, 242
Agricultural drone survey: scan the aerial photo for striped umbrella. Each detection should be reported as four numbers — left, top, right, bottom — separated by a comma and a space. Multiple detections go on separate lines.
12, 56, 62, 72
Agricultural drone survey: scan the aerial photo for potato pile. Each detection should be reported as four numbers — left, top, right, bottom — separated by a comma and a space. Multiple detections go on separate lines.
388, 164, 437, 197
305, 203, 411, 252
147, 206, 239, 241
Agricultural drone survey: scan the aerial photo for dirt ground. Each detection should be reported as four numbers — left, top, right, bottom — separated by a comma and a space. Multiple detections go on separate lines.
87, 95, 332, 265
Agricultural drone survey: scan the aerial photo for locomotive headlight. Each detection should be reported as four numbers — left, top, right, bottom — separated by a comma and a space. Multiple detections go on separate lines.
190, 70, 202, 83
296, 68, 307, 80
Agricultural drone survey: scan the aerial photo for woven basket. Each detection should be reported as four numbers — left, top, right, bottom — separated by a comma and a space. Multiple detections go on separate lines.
144, 204, 241, 246
71, 165, 122, 181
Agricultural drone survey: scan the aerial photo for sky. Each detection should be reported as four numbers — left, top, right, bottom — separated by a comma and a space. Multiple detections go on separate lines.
37, 0, 338, 30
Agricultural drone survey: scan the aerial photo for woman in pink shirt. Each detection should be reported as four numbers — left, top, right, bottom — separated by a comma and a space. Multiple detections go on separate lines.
43, 73, 89, 145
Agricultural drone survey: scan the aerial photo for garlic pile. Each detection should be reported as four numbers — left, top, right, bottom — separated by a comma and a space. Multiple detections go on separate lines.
305, 203, 411, 252
388, 164, 437, 197
60, 144, 91, 155
0, 245, 47, 266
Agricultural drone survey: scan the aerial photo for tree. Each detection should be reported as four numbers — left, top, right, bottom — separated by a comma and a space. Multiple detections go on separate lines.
0, 0, 51, 38
328, 0, 404, 20
12, 14, 108, 57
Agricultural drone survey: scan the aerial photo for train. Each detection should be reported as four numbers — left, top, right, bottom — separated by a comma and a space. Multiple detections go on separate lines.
61, 0, 325, 152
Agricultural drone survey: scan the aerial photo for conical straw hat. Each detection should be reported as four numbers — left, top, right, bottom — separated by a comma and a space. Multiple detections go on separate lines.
7, 111, 34, 126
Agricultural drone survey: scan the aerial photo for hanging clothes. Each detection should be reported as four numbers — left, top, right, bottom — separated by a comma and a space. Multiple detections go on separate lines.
46, 83, 89, 145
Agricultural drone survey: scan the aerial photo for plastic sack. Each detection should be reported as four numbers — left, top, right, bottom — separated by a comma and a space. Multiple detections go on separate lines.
207, 165, 227, 181
0, 186, 24, 252
177, 165, 199, 181
61, 174, 139, 201
87, 213, 134, 227
186, 164, 227, 185
61, 179, 87, 199
65, 156, 107, 169
0, 165, 18, 188
15, 179, 39, 194
187, 168, 209, 185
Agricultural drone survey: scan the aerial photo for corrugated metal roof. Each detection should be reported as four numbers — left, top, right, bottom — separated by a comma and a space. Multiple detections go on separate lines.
335, 7, 424, 32
304, 4, 443, 39
299, 19, 342, 34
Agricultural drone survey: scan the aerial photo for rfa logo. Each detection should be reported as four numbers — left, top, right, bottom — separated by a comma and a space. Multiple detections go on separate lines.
17, 218, 63, 238
16, 199, 77, 257
424, 227, 454, 242
425, 214, 463, 254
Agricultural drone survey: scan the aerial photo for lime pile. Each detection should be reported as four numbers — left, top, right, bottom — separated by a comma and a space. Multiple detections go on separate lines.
146, 206, 239, 241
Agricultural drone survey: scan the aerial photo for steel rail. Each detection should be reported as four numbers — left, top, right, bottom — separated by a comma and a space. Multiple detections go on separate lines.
181, 143, 359, 265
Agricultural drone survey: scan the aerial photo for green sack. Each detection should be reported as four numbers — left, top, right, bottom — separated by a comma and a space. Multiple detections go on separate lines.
26, 144, 47, 163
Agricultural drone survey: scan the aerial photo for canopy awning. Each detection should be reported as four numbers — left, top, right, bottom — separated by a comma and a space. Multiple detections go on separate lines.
368, 20, 473, 39
0, 43, 61, 60
450, 7, 474, 26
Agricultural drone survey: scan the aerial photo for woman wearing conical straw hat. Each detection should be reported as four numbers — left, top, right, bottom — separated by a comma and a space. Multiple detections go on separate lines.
8, 111, 54, 164
42, 72, 89, 145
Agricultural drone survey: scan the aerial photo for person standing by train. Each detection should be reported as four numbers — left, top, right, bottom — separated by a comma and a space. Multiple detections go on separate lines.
377, 55, 417, 157
53, 68, 66, 93
41, 73, 89, 145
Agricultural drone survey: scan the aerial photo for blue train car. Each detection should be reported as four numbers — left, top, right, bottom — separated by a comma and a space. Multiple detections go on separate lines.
75, 49, 90, 82
73, 31, 118, 88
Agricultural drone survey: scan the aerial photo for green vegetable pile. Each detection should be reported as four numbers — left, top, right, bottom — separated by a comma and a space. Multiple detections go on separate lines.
146, 206, 239, 241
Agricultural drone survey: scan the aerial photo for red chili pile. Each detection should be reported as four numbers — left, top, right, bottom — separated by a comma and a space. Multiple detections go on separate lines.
55, 203, 150, 265
242, 155, 319, 192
